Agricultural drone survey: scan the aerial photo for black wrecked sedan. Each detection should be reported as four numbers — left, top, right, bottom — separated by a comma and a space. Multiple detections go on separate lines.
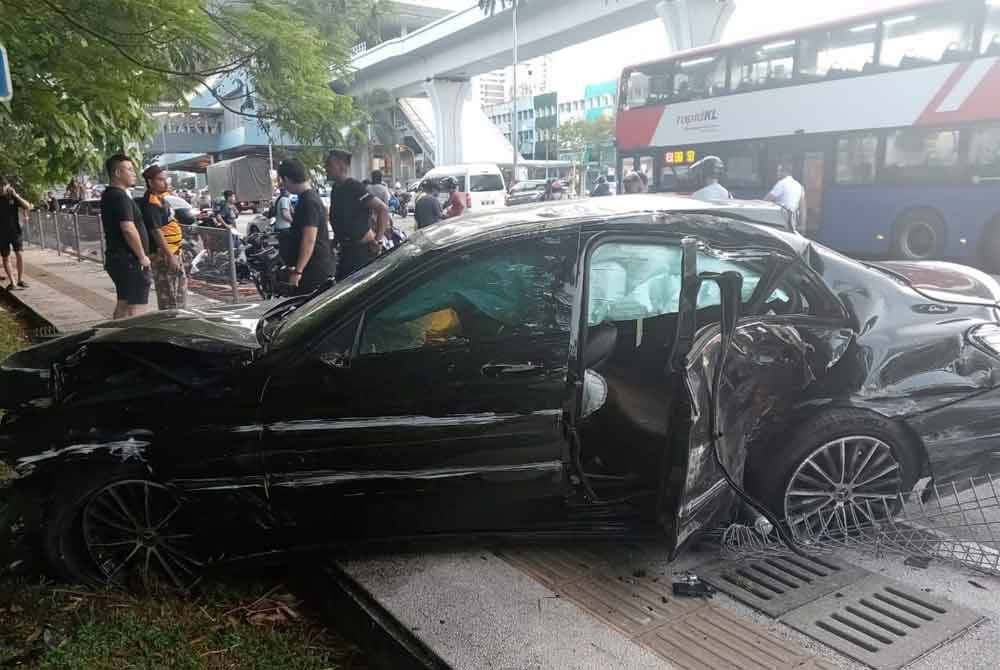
3, 195, 1000, 587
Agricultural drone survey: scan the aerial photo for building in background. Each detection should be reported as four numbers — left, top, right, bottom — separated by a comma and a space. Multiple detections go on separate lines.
584, 80, 617, 121
485, 95, 535, 159
475, 71, 507, 107
533, 91, 558, 162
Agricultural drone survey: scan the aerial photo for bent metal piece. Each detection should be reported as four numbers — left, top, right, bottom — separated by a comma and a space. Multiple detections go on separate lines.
720, 472, 1000, 577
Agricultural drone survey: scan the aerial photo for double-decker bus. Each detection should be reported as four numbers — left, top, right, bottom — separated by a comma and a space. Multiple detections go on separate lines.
616, 0, 1000, 268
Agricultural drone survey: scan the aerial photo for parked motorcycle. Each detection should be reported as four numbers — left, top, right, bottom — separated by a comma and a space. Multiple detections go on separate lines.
244, 230, 284, 299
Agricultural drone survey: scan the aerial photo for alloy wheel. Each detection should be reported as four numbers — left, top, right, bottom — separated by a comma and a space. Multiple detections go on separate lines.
783, 435, 904, 537
81, 480, 202, 590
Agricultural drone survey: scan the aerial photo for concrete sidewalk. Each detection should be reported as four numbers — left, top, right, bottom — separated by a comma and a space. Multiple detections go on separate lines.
6, 248, 215, 332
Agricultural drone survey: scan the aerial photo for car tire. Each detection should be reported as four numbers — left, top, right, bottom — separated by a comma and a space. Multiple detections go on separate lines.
891, 210, 945, 260
41, 466, 202, 589
746, 409, 922, 536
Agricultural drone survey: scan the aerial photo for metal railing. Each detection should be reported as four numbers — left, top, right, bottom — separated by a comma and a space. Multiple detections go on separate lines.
24, 210, 257, 305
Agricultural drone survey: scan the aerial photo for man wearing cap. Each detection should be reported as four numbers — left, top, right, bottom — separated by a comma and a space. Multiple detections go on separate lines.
137, 165, 187, 309
325, 149, 391, 280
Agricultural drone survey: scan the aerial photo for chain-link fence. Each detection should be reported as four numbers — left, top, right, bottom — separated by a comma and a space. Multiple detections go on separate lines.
24, 210, 259, 304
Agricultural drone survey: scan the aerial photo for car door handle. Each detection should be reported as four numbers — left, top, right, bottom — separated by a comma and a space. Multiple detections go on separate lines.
481, 363, 546, 378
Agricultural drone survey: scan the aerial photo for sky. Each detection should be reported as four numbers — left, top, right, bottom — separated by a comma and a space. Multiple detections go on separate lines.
405, 0, 913, 97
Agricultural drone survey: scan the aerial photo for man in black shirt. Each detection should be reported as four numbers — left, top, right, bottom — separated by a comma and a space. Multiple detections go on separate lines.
100, 154, 151, 319
325, 149, 390, 280
413, 178, 442, 229
277, 158, 335, 295
1, 177, 32, 290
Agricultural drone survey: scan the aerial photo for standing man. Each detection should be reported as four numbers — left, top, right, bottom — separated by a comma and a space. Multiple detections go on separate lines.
273, 186, 293, 231
101, 154, 151, 319
137, 165, 187, 310
0, 177, 32, 290
45, 191, 59, 212
440, 177, 465, 219
325, 149, 390, 280
368, 170, 391, 205
765, 163, 806, 231
414, 178, 443, 229
218, 190, 239, 228
690, 156, 732, 201
277, 158, 335, 295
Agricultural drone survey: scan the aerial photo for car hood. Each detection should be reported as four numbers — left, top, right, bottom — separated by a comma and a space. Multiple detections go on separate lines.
866, 261, 1000, 306
83, 302, 270, 352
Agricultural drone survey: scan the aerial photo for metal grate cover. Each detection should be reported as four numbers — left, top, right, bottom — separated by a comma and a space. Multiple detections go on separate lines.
782, 574, 985, 670
699, 554, 870, 617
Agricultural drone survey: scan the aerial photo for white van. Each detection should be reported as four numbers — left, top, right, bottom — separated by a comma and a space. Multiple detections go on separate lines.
424, 163, 506, 212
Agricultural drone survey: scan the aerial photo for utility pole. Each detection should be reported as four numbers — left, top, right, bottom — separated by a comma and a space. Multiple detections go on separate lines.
511, 2, 519, 184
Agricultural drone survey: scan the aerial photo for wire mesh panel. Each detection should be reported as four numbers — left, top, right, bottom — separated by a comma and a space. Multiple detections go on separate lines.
181, 224, 252, 304
720, 474, 1000, 576
76, 214, 104, 264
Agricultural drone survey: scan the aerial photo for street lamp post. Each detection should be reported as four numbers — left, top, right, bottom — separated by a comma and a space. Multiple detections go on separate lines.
511, 2, 518, 183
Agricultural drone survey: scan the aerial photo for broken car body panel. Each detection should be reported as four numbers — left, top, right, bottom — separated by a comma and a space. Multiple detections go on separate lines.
2, 195, 1000, 567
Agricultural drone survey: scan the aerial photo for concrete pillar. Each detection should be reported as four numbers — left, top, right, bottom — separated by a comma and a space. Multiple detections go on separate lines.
425, 78, 471, 166
655, 0, 736, 52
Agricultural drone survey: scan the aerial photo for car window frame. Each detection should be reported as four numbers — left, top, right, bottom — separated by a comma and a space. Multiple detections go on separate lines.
349, 229, 581, 360
749, 256, 851, 323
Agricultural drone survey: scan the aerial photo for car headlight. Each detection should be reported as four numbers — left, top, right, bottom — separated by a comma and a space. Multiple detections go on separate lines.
968, 323, 1000, 356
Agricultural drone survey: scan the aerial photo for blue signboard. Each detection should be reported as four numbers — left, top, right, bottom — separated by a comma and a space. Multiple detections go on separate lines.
0, 46, 11, 102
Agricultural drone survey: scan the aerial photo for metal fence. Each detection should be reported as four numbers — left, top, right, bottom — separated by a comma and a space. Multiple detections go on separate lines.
24, 210, 256, 304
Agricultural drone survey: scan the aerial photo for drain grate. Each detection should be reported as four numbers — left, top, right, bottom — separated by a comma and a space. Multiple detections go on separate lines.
700, 553, 870, 617
495, 544, 608, 589
783, 575, 985, 670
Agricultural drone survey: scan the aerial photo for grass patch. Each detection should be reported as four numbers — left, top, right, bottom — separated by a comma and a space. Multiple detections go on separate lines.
0, 573, 366, 669
1, 306, 366, 669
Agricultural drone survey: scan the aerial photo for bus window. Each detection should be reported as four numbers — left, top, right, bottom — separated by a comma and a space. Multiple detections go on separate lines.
836, 133, 878, 184
674, 55, 727, 100
799, 24, 876, 80
660, 165, 694, 193
722, 146, 761, 190
984, 5, 1000, 55
880, 7, 975, 68
970, 125, 1000, 179
624, 63, 671, 109
731, 40, 795, 92
883, 128, 960, 181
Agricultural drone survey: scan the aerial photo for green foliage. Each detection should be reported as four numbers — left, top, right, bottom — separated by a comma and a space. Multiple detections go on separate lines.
559, 116, 616, 155
0, 0, 375, 194
478, 0, 523, 16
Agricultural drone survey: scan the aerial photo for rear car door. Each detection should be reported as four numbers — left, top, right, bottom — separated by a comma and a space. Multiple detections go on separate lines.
260, 229, 580, 539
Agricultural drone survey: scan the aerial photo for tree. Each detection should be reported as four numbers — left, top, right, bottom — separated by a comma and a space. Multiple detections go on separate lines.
560, 115, 615, 192
0, 0, 374, 196
478, 1, 523, 17
560, 116, 615, 159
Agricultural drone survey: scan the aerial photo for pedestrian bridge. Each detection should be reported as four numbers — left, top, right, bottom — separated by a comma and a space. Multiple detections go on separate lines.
349, 0, 735, 167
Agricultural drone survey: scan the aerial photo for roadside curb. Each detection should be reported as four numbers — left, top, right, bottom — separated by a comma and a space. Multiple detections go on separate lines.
0, 286, 59, 342
300, 561, 452, 670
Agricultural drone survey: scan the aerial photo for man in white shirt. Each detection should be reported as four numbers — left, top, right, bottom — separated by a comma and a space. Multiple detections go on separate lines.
274, 187, 293, 231
765, 164, 806, 231
690, 156, 732, 201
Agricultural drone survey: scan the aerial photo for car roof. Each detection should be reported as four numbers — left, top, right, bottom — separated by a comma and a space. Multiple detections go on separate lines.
421, 194, 804, 255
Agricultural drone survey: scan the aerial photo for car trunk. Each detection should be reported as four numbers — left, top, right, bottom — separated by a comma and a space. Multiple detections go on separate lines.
867, 260, 1000, 306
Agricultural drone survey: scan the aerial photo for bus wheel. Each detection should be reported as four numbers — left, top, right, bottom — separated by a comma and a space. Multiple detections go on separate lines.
891, 210, 944, 261
980, 217, 1000, 274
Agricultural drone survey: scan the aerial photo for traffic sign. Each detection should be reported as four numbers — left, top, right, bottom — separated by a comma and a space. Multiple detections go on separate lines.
0, 46, 11, 102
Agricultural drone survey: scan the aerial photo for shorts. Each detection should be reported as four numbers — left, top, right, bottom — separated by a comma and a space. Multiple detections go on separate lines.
0, 232, 22, 257
105, 254, 151, 305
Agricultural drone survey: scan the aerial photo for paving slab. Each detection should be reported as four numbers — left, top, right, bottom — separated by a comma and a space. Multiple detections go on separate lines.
7, 248, 217, 333
331, 542, 861, 670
